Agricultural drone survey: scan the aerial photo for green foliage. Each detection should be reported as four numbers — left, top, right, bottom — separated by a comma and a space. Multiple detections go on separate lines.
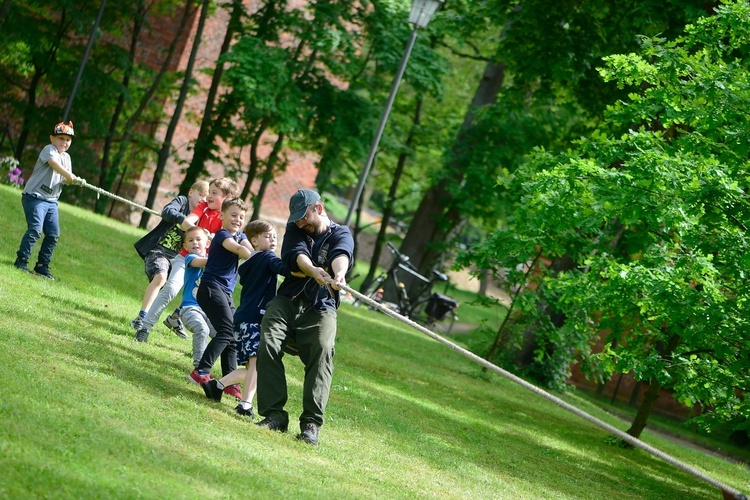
460, 1, 750, 432
0, 0, 190, 211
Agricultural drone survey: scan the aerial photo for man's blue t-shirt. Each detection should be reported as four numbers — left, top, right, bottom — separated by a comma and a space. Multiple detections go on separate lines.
181, 253, 204, 308
201, 229, 248, 294
277, 222, 354, 311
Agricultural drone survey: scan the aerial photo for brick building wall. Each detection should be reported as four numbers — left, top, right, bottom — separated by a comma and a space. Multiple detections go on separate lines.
567, 338, 701, 421
131, 0, 319, 228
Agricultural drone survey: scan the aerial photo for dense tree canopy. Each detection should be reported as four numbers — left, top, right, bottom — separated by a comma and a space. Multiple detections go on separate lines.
459, 0, 750, 434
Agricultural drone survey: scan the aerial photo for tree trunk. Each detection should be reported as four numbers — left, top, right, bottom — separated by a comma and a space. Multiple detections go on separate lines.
16, 11, 68, 162
251, 132, 284, 221
626, 378, 661, 438
140, 0, 209, 228
109, 0, 195, 203
478, 269, 489, 296
361, 97, 424, 291
626, 333, 681, 439
179, 0, 245, 195
238, 119, 268, 201
400, 59, 505, 279
0, 0, 11, 32
98, 0, 146, 214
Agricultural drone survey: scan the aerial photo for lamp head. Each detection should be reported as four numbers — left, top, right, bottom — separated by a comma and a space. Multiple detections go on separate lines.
408, 0, 445, 29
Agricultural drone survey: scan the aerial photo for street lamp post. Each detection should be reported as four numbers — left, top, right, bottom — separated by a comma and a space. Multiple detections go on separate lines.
343, 0, 444, 227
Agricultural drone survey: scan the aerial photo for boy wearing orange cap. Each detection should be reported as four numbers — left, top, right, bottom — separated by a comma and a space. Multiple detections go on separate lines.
14, 121, 85, 280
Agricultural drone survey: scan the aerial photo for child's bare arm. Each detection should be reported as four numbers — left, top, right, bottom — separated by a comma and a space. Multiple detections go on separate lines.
222, 238, 252, 260
189, 257, 208, 268
181, 213, 199, 231
48, 158, 78, 184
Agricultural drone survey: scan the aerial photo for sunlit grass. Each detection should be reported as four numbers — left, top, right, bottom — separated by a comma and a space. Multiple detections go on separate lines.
0, 184, 748, 498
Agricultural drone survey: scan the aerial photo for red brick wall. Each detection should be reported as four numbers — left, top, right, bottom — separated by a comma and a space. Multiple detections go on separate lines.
568, 338, 701, 421
131, 0, 319, 228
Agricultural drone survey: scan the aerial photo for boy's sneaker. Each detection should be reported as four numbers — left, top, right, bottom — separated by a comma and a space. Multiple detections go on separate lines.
130, 316, 144, 330
33, 264, 54, 280
163, 315, 188, 339
188, 369, 210, 386
223, 384, 242, 400
14, 259, 31, 273
297, 422, 320, 445
202, 380, 223, 402
235, 404, 255, 419
135, 329, 149, 343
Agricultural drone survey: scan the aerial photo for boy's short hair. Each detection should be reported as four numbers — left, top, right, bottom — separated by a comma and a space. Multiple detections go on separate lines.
191, 180, 209, 195
245, 220, 276, 240
184, 226, 209, 240
210, 177, 239, 198
221, 197, 247, 213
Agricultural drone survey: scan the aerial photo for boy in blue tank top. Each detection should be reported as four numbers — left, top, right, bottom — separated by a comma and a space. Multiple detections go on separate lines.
178, 226, 215, 369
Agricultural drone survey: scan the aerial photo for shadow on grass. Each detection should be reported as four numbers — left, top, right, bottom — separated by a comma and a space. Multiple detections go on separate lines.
331, 310, 735, 498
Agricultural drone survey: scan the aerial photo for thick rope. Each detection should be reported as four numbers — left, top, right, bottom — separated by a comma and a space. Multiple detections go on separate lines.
339, 282, 746, 499
78, 180, 161, 217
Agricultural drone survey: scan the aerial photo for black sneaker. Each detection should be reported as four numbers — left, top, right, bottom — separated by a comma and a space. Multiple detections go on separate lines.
33, 264, 54, 280
297, 422, 320, 445
135, 328, 149, 342
235, 404, 255, 419
255, 416, 288, 433
14, 259, 31, 273
130, 316, 144, 330
202, 379, 223, 402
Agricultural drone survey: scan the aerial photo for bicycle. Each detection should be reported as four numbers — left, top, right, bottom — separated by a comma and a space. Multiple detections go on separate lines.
355, 242, 459, 332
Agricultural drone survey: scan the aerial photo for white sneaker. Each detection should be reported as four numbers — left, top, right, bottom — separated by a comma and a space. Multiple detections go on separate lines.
163, 315, 188, 339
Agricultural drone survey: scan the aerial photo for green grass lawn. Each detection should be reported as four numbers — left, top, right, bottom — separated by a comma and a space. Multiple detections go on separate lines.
0, 184, 748, 498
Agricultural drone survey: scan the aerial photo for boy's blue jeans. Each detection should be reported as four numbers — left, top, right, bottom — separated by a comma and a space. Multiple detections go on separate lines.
17, 193, 60, 266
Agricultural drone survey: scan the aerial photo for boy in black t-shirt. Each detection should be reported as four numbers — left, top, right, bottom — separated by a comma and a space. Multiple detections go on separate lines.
200, 220, 292, 418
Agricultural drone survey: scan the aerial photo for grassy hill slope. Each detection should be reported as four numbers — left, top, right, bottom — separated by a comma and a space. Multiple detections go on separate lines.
0, 184, 747, 499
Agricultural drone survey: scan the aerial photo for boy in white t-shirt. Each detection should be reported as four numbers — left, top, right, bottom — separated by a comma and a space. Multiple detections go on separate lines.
14, 121, 85, 280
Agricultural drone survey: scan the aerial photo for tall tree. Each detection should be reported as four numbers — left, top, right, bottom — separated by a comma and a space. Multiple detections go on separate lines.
140, 0, 208, 228
400, 0, 712, 282
459, 1, 750, 434
178, 0, 247, 195
215, 0, 372, 209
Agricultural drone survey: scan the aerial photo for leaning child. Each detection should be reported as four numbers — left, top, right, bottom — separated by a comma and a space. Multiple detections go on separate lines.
188, 198, 253, 399
130, 180, 208, 331
202, 220, 290, 418
178, 226, 216, 369
14, 121, 85, 279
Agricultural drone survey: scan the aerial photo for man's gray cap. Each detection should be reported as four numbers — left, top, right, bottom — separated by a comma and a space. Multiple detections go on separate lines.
288, 189, 321, 223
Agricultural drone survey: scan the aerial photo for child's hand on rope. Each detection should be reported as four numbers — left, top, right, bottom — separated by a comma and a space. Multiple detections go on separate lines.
67, 175, 86, 186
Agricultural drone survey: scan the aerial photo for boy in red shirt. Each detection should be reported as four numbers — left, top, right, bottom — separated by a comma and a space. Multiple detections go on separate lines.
135, 177, 239, 342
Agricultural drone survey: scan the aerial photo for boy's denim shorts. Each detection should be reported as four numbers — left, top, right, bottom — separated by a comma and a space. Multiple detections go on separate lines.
144, 250, 171, 282
233, 320, 260, 366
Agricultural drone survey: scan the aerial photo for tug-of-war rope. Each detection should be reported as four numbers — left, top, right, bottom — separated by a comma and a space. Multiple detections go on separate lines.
337, 281, 746, 500
77, 182, 744, 498
80, 180, 160, 217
